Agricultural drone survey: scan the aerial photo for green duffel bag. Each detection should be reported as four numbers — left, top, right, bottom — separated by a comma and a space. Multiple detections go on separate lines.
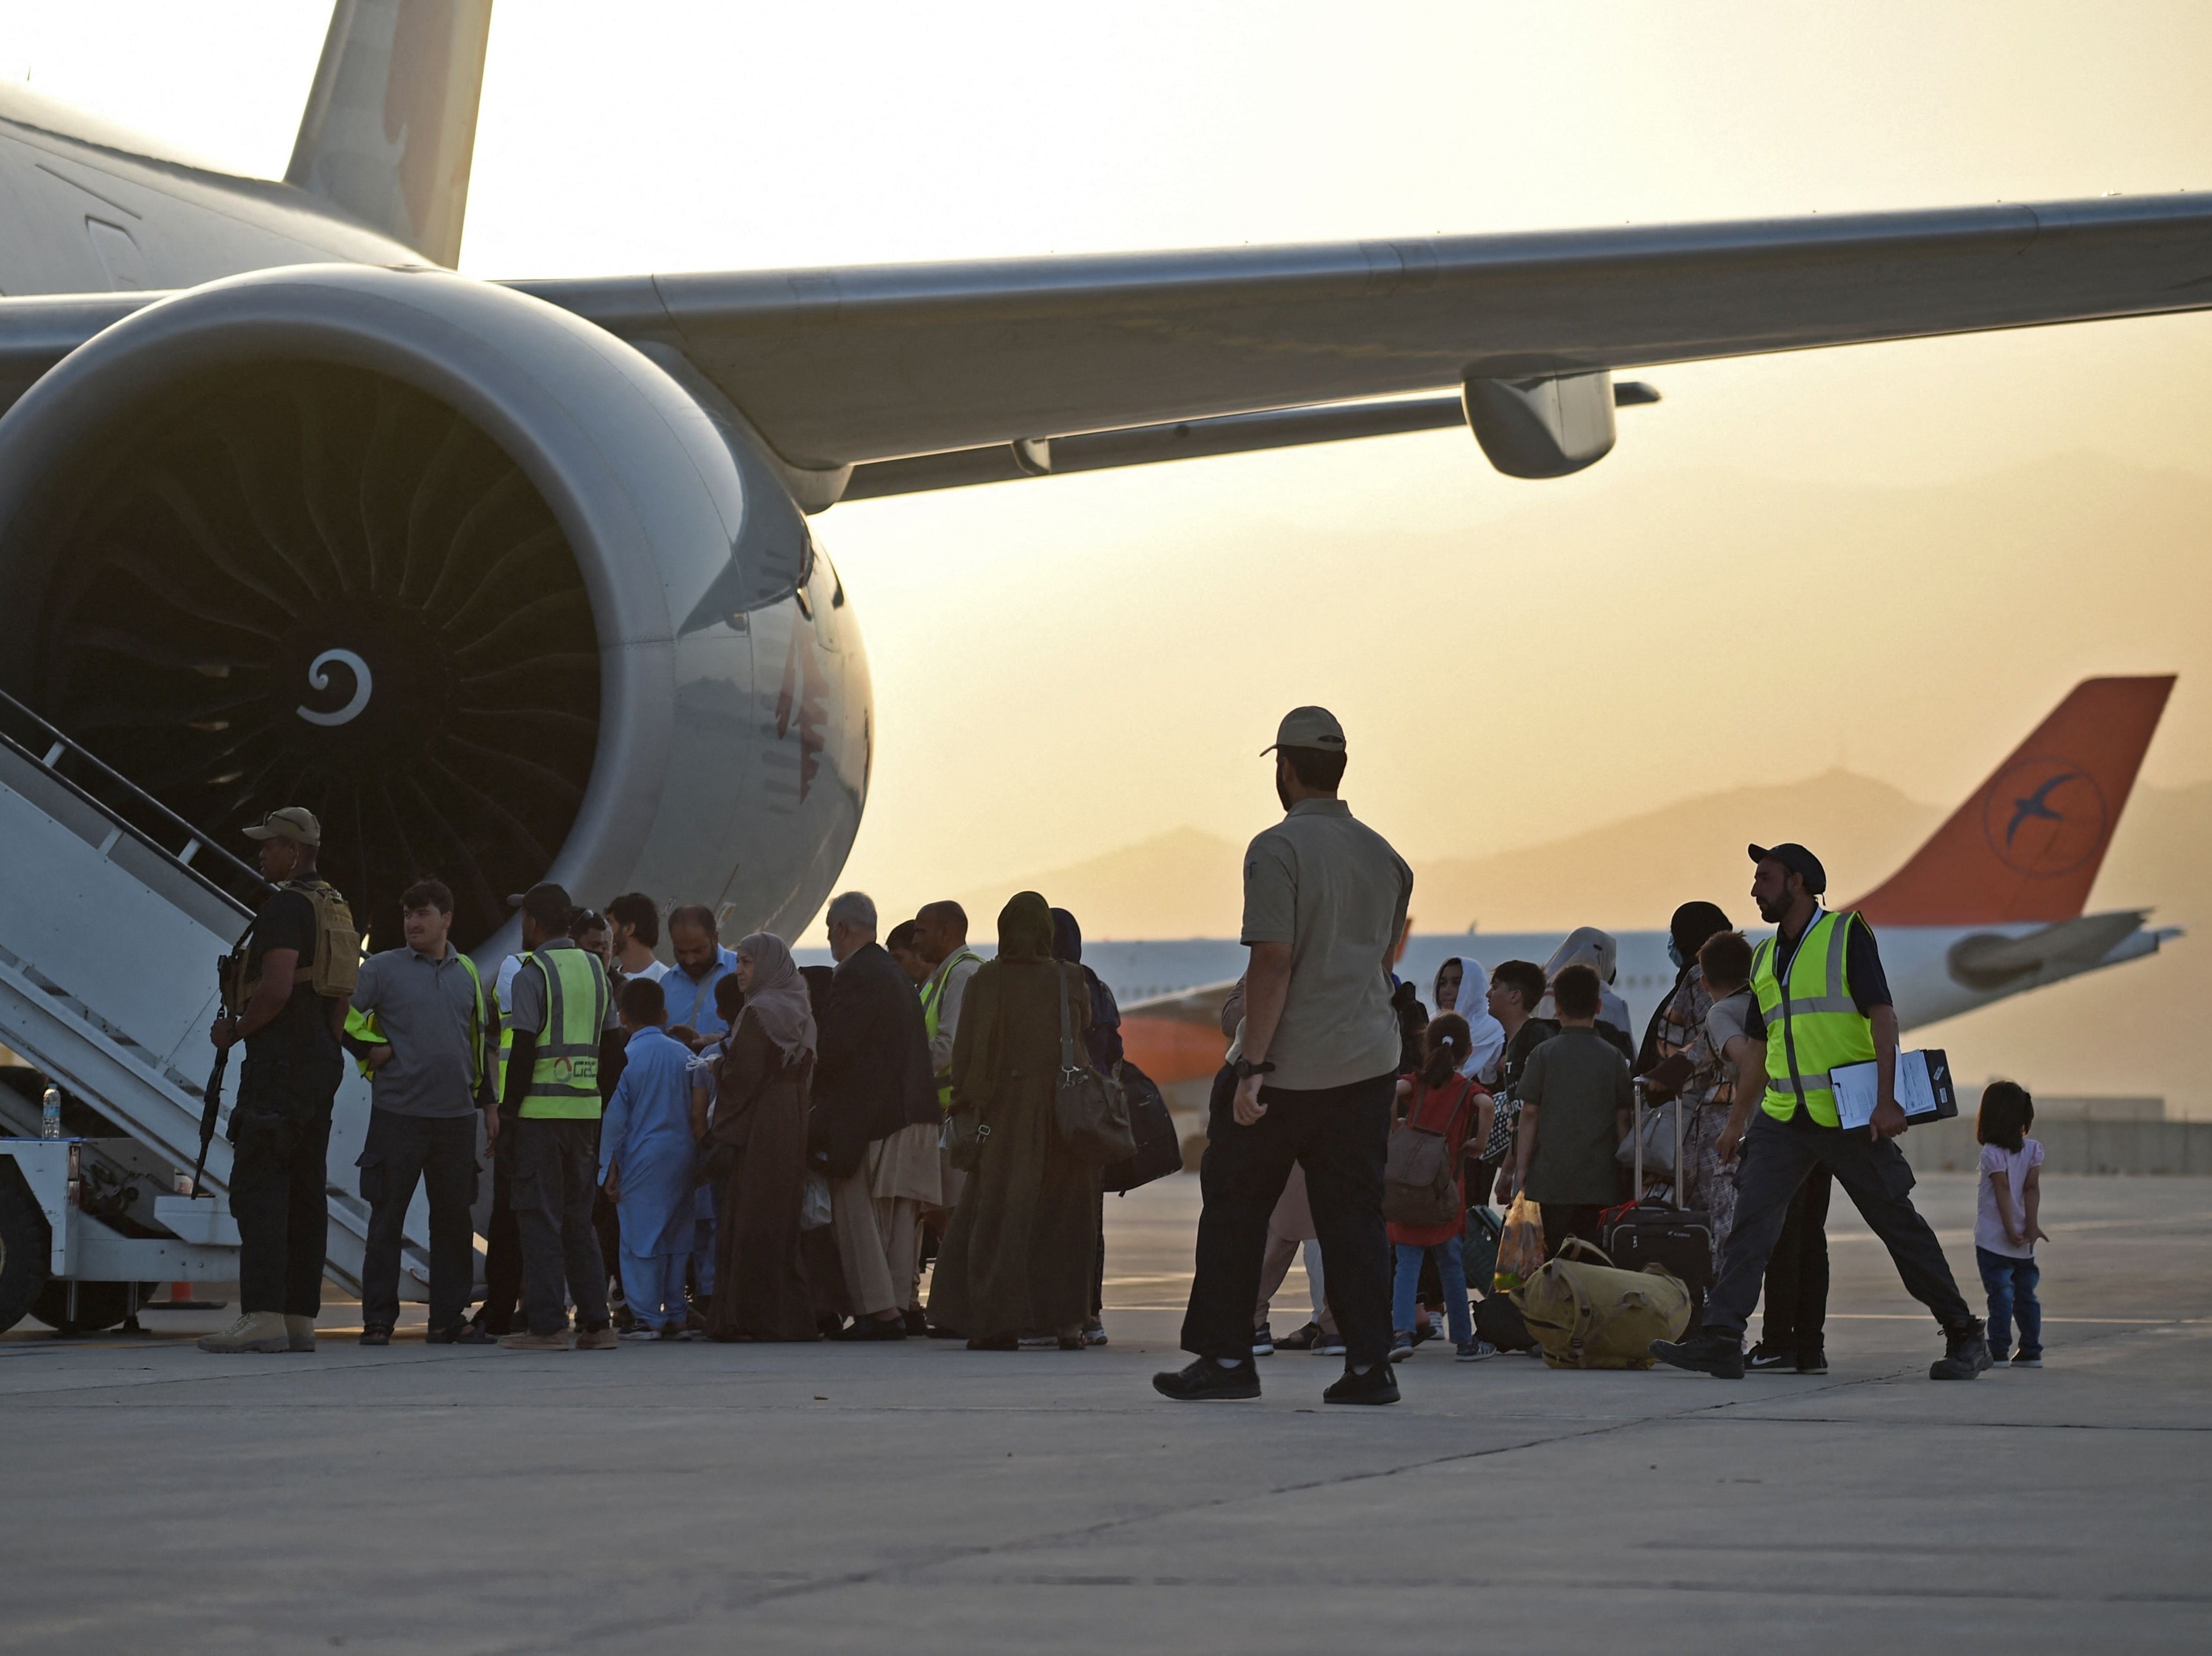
1512, 1237, 1692, 1370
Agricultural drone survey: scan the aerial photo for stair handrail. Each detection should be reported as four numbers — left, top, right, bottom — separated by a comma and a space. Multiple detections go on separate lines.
0, 683, 267, 909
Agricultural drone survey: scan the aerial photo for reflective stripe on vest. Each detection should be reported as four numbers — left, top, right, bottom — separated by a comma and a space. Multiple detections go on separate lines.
1750, 908, 1875, 1128
522, 947, 609, 1119
920, 949, 981, 1111
346, 954, 487, 1087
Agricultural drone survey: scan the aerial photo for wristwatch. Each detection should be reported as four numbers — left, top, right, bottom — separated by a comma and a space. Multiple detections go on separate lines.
1232, 1058, 1276, 1081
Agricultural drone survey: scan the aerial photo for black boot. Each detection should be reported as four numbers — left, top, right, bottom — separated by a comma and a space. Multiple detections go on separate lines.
1930, 1320, 1991, 1380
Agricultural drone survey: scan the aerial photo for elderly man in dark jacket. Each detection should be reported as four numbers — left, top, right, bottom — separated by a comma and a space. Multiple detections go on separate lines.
813, 891, 939, 1338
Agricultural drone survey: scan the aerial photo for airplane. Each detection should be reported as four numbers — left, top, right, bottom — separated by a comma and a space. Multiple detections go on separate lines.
1, 2, 2208, 960
1107, 677, 2181, 1114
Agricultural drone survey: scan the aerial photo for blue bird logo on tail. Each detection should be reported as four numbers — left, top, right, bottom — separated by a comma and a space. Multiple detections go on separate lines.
2004, 772, 2077, 846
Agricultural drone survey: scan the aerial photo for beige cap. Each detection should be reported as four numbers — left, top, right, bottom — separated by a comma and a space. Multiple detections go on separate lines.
242, 805, 322, 846
1261, 706, 1347, 755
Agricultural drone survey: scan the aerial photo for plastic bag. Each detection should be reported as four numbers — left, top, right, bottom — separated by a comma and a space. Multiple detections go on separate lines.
1494, 1193, 1544, 1294
799, 1171, 833, 1232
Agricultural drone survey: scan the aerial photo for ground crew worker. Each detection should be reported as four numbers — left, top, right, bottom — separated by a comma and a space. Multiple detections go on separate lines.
497, 882, 621, 1351
344, 877, 498, 1346
199, 807, 356, 1355
1653, 842, 1990, 1381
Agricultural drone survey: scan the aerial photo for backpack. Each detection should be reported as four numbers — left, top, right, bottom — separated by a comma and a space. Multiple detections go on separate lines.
1512, 1237, 1692, 1370
1383, 1078, 1465, 1226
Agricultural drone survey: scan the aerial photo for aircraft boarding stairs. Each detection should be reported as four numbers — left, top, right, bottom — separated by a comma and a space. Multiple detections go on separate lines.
0, 688, 453, 1332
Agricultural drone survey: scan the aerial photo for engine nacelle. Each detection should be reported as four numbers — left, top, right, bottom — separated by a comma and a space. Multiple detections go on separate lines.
0, 263, 870, 954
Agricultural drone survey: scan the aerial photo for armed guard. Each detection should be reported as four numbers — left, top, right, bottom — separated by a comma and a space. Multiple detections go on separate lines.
200, 807, 359, 1355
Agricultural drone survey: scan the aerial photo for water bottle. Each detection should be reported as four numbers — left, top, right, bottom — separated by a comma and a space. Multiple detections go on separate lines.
40, 1085, 63, 1139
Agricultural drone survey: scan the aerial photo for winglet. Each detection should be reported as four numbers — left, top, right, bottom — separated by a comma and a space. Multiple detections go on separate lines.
1851, 676, 2176, 927
285, 1, 495, 268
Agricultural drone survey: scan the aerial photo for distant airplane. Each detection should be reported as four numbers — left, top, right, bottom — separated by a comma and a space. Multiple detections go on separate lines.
1, 2, 2207, 957
1108, 677, 2181, 1105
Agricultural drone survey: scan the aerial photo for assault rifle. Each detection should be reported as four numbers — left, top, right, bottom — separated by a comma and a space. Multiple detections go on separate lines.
191, 951, 236, 1198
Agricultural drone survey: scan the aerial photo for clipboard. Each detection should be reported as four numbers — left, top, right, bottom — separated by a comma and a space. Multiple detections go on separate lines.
1829, 1049, 1957, 1129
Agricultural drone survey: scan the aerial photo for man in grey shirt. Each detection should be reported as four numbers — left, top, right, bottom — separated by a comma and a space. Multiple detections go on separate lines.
1158, 707, 1413, 1406
345, 878, 499, 1345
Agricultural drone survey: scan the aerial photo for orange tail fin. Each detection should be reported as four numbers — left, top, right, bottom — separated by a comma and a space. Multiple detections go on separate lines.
1851, 676, 2174, 927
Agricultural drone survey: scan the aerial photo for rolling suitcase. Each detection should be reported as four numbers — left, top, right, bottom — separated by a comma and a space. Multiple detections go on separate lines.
1601, 1079, 1714, 1330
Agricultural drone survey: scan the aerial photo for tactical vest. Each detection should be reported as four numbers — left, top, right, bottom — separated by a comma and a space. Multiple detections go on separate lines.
231, 877, 359, 1010
919, 948, 981, 1111
1749, 908, 1875, 1129
520, 946, 610, 1120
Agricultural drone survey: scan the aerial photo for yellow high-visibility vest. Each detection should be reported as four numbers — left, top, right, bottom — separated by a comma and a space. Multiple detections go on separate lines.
1749, 908, 1875, 1129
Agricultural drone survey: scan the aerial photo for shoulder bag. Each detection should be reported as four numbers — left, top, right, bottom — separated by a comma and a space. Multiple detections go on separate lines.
1053, 962, 1137, 1164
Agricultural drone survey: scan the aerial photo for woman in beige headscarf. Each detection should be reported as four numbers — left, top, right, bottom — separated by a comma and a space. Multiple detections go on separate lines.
926, 892, 1100, 1350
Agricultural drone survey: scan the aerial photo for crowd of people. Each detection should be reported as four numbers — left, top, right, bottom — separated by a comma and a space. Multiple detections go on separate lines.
194, 708, 2040, 1393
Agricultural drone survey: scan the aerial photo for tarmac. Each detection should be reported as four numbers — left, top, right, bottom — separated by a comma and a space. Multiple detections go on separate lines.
3, 1171, 2207, 1654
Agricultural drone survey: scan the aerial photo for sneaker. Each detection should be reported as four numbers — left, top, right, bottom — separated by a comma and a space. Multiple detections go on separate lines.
2011, 1353, 2043, 1369
1323, 1363, 1402, 1405
1410, 1322, 1441, 1349
619, 1326, 666, 1342
1746, 1341, 1796, 1372
1082, 1321, 1109, 1347
1930, 1321, 1992, 1381
1649, 1332, 1746, 1379
427, 1322, 494, 1345
1311, 1328, 1347, 1356
358, 1326, 392, 1347
197, 1311, 291, 1354
576, 1325, 620, 1351
1016, 1333, 1059, 1350
1251, 1322, 1275, 1357
1795, 1346, 1828, 1375
284, 1315, 318, 1353
1455, 1339, 1500, 1362
1273, 1321, 1323, 1352
1153, 1358, 1261, 1402
498, 1329, 574, 1351
1388, 1329, 1415, 1362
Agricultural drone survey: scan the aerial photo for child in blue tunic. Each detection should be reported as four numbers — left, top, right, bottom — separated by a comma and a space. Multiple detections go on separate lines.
598, 977, 700, 1339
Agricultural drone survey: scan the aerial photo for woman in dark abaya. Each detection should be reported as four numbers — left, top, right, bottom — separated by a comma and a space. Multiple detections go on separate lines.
1636, 901, 1738, 1255
927, 892, 1101, 1351
704, 931, 820, 1342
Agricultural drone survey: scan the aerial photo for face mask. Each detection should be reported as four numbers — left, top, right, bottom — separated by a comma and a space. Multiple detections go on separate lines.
1666, 937, 1684, 970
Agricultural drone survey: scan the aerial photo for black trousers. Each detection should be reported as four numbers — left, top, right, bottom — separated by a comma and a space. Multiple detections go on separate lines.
228, 1050, 342, 1317
1759, 1162, 1833, 1353
1181, 1065, 1396, 1367
1706, 1111, 1973, 1340
476, 1129, 522, 1332
1541, 1203, 1605, 1260
357, 1108, 480, 1334
511, 1117, 610, 1337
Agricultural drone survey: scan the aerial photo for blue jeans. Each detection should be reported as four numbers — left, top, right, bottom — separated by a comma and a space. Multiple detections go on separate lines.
1393, 1242, 1472, 1344
1976, 1246, 2041, 1358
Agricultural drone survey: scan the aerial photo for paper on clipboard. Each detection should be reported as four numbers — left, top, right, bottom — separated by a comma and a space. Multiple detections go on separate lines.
1829, 1049, 1958, 1129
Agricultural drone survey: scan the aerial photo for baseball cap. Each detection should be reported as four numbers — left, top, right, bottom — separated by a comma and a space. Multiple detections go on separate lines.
1748, 842, 1827, 896
242, 805, 321, 846
1261, 706, 1347, 755
508, 882, 576, 931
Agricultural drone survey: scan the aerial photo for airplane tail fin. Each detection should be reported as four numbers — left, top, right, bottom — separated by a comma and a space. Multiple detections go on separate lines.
1851, 676, 2175, 927
285, 0, 496, 268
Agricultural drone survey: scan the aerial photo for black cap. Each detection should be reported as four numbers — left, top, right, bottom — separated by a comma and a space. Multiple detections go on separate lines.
509, 882, 574, 930
1748, 843, 1826, 896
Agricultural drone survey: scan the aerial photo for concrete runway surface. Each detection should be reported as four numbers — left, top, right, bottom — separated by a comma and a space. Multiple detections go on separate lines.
3, 1173, 2206, 1653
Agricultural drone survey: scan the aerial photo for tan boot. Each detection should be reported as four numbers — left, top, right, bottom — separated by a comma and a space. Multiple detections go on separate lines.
198, 1311, 291, 1354
283, 1315, 318, 1352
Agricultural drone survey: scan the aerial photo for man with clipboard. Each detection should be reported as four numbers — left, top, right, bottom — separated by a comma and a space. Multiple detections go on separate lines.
1653, 843, 1989, 1382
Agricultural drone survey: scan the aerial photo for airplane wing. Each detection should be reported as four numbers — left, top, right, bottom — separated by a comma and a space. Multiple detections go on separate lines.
508, 192, 2212, 481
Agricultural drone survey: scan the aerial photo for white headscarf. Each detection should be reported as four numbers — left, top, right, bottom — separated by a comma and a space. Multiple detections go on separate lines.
1433, 956, 1507, 1086
1540, 927, 1634, 1035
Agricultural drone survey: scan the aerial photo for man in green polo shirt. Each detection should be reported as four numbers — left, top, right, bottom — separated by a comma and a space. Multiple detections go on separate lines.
1654, 843, 1987, 1382
497, 882, 621, 1351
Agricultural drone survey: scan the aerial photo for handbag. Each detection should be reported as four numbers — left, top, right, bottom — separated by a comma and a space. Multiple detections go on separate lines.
1480, 1092, 1521, 1164
1053, 962, 1137, 1164
1100, 1059, 1183, 1194
1615, 1094, 1680, 1179
942, 1101, 990, 1173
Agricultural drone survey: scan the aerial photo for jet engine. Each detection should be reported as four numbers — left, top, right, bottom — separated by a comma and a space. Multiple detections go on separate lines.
0, 265, 871, 953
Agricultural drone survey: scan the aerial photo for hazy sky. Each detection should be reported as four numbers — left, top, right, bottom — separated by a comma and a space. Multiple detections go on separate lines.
7, 3, 2211, 922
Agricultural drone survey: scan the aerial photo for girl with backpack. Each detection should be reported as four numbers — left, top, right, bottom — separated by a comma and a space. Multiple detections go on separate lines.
1388, 1014, 1496, 1362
